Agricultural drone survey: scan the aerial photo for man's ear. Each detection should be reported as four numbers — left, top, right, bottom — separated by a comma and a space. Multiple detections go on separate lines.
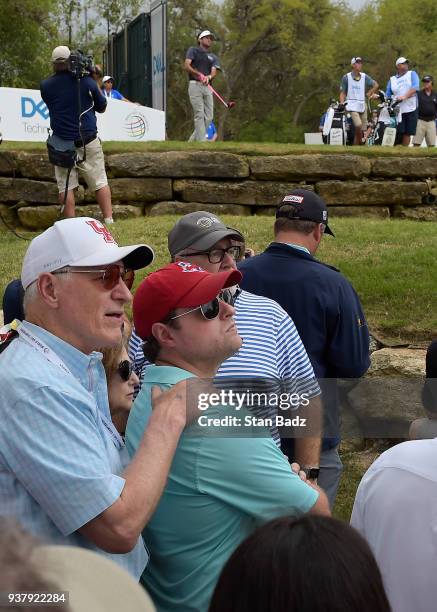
313, 223, 324, 245
37, 273, 62, 309
151, 322, 178, 349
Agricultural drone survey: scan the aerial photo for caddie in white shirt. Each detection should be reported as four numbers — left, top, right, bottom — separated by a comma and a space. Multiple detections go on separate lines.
386, 56, 420, 146
339, 56, 379, 145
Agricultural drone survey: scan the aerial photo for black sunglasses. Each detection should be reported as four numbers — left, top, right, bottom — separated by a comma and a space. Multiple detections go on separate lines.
169, 289, 235, 322
179, 245, 243, 264
118, 360, 134, 381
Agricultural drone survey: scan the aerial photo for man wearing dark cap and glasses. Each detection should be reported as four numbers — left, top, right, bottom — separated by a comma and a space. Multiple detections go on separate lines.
239, 190, 370, 508
129, 211, 323, 471
339, 56, 379, 145
0, 217, 188, 580
413, 75, 437, 147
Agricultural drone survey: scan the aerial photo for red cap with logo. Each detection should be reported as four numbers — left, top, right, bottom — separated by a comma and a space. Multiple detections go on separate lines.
133, 262, 242, 340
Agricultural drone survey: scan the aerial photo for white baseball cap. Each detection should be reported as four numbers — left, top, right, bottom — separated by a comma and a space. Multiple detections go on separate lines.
396, 56, 409, 65
351, 56, 363, 65
102, 75, 114, 83
32, 545, 156, 612
198, 30, 214, 40
51, 45, 71, 63
21, 217, 154, 290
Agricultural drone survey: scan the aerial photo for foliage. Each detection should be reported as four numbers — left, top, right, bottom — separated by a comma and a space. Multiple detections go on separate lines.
2, 0, 437, 140
0, 0, 59, 88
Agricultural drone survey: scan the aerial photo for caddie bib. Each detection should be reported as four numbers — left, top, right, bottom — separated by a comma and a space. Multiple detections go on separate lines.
390, 71, 417, 113
346, 72, 366, 113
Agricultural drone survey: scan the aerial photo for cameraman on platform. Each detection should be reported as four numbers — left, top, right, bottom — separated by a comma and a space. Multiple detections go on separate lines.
40, 46, 113, 223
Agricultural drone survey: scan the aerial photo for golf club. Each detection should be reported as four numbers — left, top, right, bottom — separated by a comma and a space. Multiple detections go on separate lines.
207, 82, 235, 109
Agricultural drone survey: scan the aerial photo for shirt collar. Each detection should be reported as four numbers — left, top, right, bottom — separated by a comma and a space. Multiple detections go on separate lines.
285, 242, 311, 255
143, 364, 196, 385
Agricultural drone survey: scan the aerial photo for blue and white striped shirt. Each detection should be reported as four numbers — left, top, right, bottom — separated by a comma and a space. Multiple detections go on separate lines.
129, 289, 320, 445
0, 321, 148, 579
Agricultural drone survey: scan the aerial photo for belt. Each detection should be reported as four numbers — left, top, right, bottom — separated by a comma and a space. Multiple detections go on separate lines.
74, 133, 97, 147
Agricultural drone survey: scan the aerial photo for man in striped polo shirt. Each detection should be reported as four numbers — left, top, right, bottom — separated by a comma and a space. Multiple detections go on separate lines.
129, 211, 322, 473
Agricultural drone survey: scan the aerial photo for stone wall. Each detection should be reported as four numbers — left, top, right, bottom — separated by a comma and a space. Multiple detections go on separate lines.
1, 150, 437, 229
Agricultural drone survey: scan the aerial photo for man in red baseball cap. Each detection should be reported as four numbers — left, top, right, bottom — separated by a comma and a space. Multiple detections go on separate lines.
132, 261, 243, 371
126, 261, 329, 611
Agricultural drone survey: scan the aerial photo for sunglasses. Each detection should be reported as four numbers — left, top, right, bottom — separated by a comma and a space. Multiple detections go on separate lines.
117, 359, 134, 381
169, 289, 235, 322
53, 265, 135, 291
179, 245, 243, 264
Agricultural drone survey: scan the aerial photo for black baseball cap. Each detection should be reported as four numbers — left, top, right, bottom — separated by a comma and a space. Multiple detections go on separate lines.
422, 75, 433, 82
168, 211, 244, 257
276, 189, 335, 237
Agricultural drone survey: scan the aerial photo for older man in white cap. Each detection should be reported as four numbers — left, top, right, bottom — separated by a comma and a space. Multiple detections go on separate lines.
184, 30, 220, 140
386, 56, 420, 146
40, 46, 113, 221
0, 217, 187, 580
339, 56, 379, 145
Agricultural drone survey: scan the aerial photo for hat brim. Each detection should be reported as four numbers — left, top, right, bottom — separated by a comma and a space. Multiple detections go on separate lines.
184, 228, 244, 252
71, 244, 154, 270
324, 224, 335, 237
176, 268, 242, 308
32, 545, 156, 612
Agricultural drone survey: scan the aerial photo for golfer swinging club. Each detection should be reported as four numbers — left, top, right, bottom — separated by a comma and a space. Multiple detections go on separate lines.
184, 29, 220, 141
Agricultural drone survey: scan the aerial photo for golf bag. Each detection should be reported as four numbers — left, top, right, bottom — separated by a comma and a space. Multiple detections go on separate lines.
367, 91, 400, 146
322, 100, 353, 145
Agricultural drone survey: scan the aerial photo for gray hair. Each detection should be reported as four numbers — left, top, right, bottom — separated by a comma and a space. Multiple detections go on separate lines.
22, 267, 71, 315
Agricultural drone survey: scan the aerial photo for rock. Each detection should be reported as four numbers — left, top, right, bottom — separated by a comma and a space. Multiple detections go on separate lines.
0, 203, 19, 226
249, 155, 371, 180
18, 206, 61, 229
368, 348, 426, 377
106, 152, 249, 178
0, 152, 17, 176
371, 157, 437, 178
16, 152, 55, 180
18, 204, 142, 230
173, 180, 310, 205
145, 201, 251, 216
316, 180, 427, 206
347, 348, 426, 437
329, 206, 390, 218
392, 205, 437, 221
83, 178, 173, 203
0, 178, 59, 204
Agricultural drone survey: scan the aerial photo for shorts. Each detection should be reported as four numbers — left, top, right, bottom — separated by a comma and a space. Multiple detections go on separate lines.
413, 118, 436, 146
350, 110, 367, 129
397, 109, 418, 136
54, 137, 108, 194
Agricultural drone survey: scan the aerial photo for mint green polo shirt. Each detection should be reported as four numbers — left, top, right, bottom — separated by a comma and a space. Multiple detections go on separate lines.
126, 365, 319, 612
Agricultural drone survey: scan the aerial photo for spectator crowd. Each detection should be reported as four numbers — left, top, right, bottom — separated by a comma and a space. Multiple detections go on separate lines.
1, 184, 436, 611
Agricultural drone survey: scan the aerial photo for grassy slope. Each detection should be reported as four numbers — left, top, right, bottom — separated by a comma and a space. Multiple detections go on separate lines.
1, 216, 436, 343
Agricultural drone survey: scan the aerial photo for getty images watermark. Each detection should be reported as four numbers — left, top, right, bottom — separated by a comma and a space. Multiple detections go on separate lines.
196, 389, 310, 429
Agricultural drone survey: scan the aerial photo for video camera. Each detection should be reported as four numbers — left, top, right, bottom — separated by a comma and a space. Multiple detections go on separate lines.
68, 49, 93, 79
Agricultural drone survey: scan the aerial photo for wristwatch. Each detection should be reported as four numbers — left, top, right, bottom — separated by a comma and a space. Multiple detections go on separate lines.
302, 467, 320, 480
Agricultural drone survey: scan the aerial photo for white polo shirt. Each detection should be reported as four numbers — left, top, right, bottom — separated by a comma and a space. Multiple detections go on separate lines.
351, 439, 437, 612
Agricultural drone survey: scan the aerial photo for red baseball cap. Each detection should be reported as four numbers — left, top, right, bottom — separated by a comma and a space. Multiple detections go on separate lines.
133, 262, 242, 340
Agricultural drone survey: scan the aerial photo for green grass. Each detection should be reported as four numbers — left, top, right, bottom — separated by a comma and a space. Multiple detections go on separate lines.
1, 216, 436, 342
2, 140, 437, 157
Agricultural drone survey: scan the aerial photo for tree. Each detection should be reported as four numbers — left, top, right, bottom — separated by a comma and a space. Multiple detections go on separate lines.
0, 0, 59, 87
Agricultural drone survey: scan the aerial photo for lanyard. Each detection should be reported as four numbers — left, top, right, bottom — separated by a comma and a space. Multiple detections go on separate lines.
16, 322, 125, 451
